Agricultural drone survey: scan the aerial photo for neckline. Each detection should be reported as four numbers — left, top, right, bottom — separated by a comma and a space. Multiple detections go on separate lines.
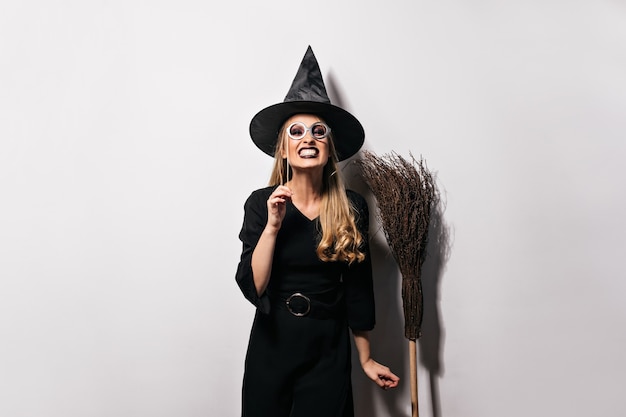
290, 201, 320, 222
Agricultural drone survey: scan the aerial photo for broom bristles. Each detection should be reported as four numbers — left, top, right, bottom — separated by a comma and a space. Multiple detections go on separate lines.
357, 151, 437, 340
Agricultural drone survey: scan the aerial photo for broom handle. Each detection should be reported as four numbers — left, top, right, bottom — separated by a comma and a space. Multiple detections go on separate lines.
410, 340, 419, 417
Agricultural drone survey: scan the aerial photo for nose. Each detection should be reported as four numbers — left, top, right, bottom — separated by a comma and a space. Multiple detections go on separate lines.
302, 133, 316, 142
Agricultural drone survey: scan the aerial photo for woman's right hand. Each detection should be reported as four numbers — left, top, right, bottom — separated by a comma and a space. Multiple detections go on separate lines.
266, 185, 293, 231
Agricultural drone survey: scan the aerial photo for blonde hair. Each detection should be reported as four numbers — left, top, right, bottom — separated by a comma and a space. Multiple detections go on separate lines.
268, 121, 365, 264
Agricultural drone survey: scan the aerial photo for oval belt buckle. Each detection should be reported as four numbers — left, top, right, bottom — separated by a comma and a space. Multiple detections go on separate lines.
285, 292, 311, 317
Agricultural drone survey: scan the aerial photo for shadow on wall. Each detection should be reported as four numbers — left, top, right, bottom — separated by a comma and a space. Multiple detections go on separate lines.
419, 197, 451, 417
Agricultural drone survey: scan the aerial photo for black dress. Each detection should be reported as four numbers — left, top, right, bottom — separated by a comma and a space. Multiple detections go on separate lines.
235, 186, 375, 417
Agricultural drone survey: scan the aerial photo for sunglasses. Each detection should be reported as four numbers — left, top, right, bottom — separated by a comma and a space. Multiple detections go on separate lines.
286, 122, 331, 140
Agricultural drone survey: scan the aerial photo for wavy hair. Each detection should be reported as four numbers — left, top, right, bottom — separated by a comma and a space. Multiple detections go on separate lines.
268, 120, 365, 264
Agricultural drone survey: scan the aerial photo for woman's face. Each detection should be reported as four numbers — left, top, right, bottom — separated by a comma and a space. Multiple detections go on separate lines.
281, 114, 331, 173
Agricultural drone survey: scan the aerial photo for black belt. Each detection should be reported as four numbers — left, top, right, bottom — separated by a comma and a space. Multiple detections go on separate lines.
268, 290, 343, 319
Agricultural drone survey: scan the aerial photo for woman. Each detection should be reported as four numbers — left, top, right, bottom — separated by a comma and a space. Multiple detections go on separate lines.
236, 47, 399, 417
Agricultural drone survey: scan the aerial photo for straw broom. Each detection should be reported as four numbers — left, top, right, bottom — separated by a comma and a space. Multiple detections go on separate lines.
357, 151, 436, 417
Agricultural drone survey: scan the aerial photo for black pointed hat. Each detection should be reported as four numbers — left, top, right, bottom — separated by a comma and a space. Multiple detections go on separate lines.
249, 46, 365, 161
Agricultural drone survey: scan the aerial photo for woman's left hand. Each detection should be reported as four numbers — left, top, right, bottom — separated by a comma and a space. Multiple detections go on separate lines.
361, 358, 400, 390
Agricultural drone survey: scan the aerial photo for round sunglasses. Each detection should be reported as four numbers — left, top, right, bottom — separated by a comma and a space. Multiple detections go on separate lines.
286, 122, 331, 140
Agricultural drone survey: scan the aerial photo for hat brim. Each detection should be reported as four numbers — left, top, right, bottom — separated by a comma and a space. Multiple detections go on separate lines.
249, 101, 364, 162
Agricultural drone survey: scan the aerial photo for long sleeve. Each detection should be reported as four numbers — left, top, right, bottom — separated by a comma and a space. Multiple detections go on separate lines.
235, 188, 273, 314
343, 191, 376, 331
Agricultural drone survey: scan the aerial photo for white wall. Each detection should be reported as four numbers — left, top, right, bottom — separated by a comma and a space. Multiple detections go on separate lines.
1, 1, 625, 416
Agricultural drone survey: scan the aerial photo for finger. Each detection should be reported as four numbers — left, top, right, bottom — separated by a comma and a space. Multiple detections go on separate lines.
272, 186, 293, 199
275, 185, 293, 193
379, 368, 399, 381
385, 377, 400, 389
268, 196, 289, 208
375, 378, 386, 388
268, 195, 290, 206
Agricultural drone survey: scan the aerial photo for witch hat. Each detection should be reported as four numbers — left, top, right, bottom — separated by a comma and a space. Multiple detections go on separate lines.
249, 46, 365, 161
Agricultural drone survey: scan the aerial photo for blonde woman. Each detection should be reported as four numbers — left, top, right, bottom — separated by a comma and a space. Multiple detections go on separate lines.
236, 47, 398, 417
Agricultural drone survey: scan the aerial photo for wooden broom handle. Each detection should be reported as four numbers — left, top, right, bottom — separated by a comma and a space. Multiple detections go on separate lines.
410, 340, 419, 417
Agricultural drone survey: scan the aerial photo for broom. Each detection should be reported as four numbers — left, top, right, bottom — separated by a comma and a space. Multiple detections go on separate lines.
357, 151, 436, 417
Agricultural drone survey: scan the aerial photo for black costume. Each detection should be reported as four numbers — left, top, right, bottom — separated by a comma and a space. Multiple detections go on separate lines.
236, 186, 375, 417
